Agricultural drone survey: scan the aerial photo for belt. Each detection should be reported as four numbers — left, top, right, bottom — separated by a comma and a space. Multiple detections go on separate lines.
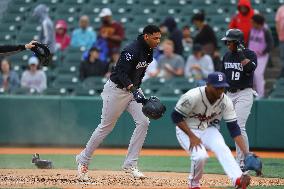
227, 88, 246, 93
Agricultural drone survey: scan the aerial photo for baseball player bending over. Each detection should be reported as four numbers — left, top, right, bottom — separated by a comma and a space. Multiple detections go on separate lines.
172, 72, 251, 189
76, 25, 161, 180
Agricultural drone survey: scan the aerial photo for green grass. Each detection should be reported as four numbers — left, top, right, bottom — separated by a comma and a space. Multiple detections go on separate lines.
0, 154, 283, 188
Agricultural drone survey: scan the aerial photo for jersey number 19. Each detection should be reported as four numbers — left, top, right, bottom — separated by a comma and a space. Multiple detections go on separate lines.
231, 71, 240, 80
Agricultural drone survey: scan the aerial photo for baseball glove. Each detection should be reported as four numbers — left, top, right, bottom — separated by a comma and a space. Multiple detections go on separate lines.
32, 153, 53, 169
244, 153, 263, 176
30, 42, 52, 66
142, 96, 166, 120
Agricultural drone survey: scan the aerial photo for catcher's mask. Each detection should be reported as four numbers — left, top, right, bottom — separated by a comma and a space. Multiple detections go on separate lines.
142, 96, 166, 120
30, 42, 52, 66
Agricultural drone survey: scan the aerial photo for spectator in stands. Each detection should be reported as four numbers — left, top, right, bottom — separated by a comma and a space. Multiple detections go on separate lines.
79, 47, 108, 81
98, 8, 125, 58
229, 0, 254, 46
21, 57, 47, 93
105, 49, 120, 78
191, 12, 218, 61
157, 39, 184, 79
249, 14, 274, 98
55, 20, 71, 51
184, 44, 214, 86
153, 24, 169, 61
162, 16, 184, 56
87, 29, 109, 63
276, 4, 284, 77
182, 25, 193, 52
0, 59, 20, 92
143, 58, 159, 81
71, 15, 96, 49
33, 4, 56, 54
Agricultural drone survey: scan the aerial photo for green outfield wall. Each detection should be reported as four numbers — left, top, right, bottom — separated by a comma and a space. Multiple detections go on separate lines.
0, 96, 283, 149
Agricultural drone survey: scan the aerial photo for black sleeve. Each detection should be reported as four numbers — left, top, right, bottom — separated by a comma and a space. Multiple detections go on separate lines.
116, 50, 136, 87
0, 45, 26, 55
263, 28, 274, 54
226, 120, 241, 138
243, 50, 257, 73
171, 110, 185, 124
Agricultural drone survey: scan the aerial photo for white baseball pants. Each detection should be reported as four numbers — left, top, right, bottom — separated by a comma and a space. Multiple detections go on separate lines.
176, 126, 242, 188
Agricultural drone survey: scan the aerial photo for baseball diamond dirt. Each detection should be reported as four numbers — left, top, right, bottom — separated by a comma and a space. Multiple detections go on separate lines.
1, 169, 284, 189
0, 148, 284, 188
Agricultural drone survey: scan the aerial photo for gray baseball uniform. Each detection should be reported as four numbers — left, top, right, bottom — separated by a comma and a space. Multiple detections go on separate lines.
76, 33, 155, 170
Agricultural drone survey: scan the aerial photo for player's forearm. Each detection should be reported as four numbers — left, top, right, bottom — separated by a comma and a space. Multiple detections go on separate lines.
234, 135, 249, 155
176, 121, 195, 138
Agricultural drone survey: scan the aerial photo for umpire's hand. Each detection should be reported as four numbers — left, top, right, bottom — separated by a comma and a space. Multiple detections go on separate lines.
25, 40, 37, 49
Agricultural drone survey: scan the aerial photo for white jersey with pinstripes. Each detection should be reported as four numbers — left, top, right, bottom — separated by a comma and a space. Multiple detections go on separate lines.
175, 86, 237, 130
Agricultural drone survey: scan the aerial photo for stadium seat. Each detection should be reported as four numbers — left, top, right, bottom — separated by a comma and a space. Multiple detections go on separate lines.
52, 75, 80, 90
10, 87, 38, 95
55, 63, 79, 74
141, 77, 167, 93
16, 32, 38, 44
138, 0, 162, 6
82, 76, 107, 93
164, 0, 188, 6
2, 13, 25, 24
269, 89, 284, 99
0, 87, 9, 95
167, 77, 197, 93
43, 87, 68, 96
155, 87, 182, 97
155, 6, 180, 17
7, 52, 31, 67
73, 87, 98, 96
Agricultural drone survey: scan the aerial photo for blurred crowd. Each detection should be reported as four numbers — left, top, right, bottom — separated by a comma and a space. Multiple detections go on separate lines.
1, 0, 284, 98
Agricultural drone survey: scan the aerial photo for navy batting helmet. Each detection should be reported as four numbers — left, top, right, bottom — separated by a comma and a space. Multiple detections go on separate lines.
221, 29, 244, 44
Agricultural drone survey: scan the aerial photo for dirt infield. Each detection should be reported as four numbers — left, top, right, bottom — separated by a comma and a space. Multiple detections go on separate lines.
1, 169, 284, 189
1, 148, 284, 188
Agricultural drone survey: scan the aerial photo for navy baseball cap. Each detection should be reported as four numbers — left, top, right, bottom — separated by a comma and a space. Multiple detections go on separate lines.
207, 72, 229, 88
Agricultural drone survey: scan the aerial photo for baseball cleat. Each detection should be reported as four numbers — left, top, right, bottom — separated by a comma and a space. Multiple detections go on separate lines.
123, 166, 146, 179
77, 163, 89, 181
76, 156, 89, 181
235, 171, 251, 189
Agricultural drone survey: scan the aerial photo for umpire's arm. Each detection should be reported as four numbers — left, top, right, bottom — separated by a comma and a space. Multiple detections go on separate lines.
0, 41, 35, 55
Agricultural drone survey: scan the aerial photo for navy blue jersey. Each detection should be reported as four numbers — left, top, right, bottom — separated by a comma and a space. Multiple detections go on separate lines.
221, 49, 257, 89
110, 34, 153, 89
